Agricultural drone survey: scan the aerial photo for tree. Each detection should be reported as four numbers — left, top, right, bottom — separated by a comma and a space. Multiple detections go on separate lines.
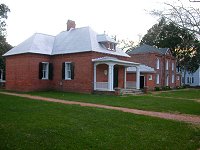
0, 3, 12, 80
117, 39, 135, 52
140, 19, 199, 83
0, 4, 10, 36
150, 1, 200, 36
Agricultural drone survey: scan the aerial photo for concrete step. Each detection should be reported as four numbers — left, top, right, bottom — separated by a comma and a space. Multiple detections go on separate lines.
121, 89, 143, 95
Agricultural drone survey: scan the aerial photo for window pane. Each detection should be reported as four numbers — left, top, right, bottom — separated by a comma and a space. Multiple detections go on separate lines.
42, 63, 48, 79
65, 63, 71, 79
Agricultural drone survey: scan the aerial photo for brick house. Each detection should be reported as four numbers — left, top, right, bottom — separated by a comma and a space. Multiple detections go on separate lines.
3, 20, 144, 93
127, 44, 181, 89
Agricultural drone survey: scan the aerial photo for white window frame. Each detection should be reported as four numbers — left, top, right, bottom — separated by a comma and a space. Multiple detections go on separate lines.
42, 62, 49, 80
65, 62, 72, 80
172, 74, 175, 83
166, 60, 169, 70
156, 74, 159, 84
156, 58, 160, 69
172, 62, 174, 71
149, 75, 153, 80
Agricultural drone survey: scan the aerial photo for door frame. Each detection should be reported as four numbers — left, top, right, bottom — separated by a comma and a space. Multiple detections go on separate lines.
140, 75, 145, 89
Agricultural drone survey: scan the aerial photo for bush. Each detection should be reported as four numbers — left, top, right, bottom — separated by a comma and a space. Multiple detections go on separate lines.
154, 86, 160, 91
162, 86, 171, 91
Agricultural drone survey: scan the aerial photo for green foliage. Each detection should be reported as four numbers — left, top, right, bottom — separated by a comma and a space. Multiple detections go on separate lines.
154, 86, 160, 91
161, 86, 171, 91
0, 3, 12, 77
0, 94, 200, 149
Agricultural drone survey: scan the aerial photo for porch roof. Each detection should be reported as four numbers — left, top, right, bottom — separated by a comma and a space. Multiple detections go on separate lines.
127, 64, 155, 73
92, 57, 139, 67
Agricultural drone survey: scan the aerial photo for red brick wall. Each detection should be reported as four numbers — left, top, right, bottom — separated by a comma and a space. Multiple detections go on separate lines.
96, 64, 108, 82
5, 51, 129, 93
6, 54, 52, 92
51, 52, 94, 93
129, 52, 178, 88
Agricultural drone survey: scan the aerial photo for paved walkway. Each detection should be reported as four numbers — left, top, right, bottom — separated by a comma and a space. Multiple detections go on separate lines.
1, 91, 200, 125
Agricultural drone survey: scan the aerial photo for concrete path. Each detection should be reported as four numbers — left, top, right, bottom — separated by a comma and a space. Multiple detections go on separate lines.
0, 91, 200, 125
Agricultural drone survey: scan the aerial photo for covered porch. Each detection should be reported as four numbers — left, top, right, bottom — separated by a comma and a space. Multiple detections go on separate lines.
92, 57, 140, 91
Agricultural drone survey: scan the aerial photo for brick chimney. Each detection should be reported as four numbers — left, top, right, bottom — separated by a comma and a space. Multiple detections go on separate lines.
67, 20, 76, 31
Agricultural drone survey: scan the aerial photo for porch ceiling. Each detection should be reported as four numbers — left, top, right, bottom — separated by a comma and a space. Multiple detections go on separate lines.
92, 57, 139, 67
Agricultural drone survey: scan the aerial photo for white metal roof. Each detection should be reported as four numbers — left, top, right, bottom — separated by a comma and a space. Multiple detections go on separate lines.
97, 34, 117, 43
3, 33, 55, 56
4, 26, 129, 57
92, 56, 139, 67
127, 64, 155, 73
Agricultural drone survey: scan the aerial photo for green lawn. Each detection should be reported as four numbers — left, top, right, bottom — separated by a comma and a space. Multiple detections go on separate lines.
0, 94, 200, 149
155, 88, 200, 99
28, 89, 200, 115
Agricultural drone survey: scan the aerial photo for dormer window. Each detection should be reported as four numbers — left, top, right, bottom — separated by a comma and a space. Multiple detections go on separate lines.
97, 34, 117, 51
105, 42, 116, 51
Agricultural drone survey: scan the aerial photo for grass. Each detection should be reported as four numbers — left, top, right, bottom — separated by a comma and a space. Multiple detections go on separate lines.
155, 88, 200, 99
27, 89, 200, 115
0, 93, 200, 149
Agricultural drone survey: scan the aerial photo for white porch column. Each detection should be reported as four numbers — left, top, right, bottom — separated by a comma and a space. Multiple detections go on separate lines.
124, 67, 127, 89
94, 64, 97, 90
136, 66, 140, 89
108, 64, 114, 91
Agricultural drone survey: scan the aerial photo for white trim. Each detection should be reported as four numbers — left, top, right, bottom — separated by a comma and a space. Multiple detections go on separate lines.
136, 66, 140, 89
124, 67, 127, 89
108, 64, 114, 91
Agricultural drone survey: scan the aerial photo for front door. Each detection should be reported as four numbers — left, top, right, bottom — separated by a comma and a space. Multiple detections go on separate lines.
140, 76, 145, 89
113, 66, 118, 88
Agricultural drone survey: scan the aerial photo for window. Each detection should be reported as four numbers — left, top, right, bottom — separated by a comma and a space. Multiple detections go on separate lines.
156, 74, 159, 84
42, 63, 49, 79
62, 62, 74, 80
0, 69, 2, 81
65, 63, 71, 79
39, 62, 53, 80
156, 58, 160, 69
172, 74, 175, 83
149, 75, 152, 80
192, 77, 194, 83
187, 77, 190, 83
177, 76, 180, 81
172, 62, 174, 71
166, 75, 169, 86
166, 60, 169, 70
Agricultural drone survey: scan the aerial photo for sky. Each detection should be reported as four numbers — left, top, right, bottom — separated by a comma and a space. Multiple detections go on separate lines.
1, 0, 197, 46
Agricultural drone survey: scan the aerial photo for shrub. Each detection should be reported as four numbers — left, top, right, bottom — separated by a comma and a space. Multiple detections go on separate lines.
162, 86, 171, 91
154, 86, 160, 91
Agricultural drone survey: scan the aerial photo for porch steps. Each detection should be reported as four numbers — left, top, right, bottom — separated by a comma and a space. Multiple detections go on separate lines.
121, 89, 143, 95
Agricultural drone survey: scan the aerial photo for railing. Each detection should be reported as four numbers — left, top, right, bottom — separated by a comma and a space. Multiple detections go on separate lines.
126, 81, 136, 89
95, 82, 109, 90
